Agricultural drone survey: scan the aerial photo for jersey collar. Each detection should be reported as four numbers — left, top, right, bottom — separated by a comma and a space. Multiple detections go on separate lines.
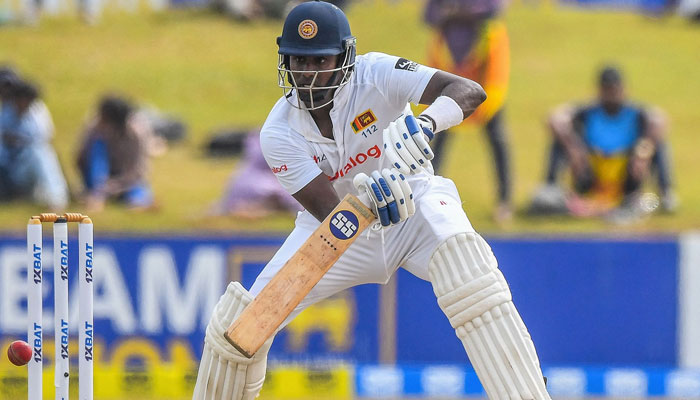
286, 98, 335, 144
286, 80, 353, 145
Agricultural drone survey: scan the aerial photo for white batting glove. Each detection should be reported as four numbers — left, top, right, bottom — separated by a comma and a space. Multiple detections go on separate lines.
353, 168, 415, 227
383, 114, 435, 176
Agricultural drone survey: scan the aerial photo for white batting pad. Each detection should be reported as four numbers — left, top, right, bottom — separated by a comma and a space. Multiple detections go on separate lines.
429, 233, 550, 400
193, 282, 273, 400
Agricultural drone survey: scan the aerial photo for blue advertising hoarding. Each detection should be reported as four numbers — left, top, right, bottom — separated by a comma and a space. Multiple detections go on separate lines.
0, 234, 679, 365
0, 233, 684, 398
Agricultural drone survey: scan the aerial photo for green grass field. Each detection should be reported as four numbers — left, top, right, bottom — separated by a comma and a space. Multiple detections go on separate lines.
0, 0, 698, 234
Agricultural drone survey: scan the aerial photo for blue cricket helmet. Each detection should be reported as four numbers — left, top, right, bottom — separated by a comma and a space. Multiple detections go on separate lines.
277, 0, 355, 57
276, 1, 357, 110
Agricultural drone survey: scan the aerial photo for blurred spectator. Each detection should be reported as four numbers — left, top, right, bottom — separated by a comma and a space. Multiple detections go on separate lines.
0, 67, 17, 99
76, 95, 164, 212
678, 0, 700, 20
423, 0, 513, 222
529, 66, 677, 221
0, 78, 69, 210
215, 0, 349, 20
208, 129, 301, 218
215, 0, 284, 19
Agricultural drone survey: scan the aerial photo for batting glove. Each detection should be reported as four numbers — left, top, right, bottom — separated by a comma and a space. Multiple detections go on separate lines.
383, 114, 435, 176
353, 168, 415, 227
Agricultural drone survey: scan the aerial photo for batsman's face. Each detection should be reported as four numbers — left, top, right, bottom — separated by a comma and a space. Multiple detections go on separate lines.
289, 54, 340, 106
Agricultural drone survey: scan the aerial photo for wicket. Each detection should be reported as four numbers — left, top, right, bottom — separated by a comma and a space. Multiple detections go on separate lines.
27, 213, 93, 400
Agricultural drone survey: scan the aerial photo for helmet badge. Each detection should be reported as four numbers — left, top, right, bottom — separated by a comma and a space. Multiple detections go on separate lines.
298, 19, 318, 39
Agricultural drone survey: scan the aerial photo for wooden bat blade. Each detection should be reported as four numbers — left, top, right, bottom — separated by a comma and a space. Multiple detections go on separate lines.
224, 193, 374, 357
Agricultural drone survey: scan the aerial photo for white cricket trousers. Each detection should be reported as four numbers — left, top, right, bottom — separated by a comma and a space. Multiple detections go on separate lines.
250, 175, 478, 326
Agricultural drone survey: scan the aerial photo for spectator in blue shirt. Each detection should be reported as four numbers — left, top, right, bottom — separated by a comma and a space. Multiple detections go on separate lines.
529, 66, 676, 219
76, 95, 159, 212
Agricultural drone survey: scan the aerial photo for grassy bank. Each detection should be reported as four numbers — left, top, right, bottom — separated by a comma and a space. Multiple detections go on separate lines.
0, 1, 697, 234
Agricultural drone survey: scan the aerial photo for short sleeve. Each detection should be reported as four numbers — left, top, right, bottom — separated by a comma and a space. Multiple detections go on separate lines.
260, 126, 322, 195
635, 105, 650, 135
572, 105, 589, 136
363, 52, 438, 107
573, 106, 587, 124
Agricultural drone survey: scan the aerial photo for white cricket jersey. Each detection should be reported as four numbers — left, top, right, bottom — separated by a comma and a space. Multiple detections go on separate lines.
252, 54, 477, 319
260, 52, 438, 200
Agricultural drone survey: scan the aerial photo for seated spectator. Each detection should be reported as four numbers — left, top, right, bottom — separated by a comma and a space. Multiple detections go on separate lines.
678, 0, 700, 21
529, 66, 677, 220
208, 129, 301, 218
76, 95, 163, 212
0, 78, 69, 210
0, 67, 18, 117
0, 66, 18, 99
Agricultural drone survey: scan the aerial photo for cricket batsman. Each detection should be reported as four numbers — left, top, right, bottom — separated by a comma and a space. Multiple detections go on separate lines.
193, 1, 551, 399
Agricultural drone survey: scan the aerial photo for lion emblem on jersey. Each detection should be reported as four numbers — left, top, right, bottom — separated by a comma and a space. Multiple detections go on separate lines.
351, 109, 377, 133
298, 20, 318, 39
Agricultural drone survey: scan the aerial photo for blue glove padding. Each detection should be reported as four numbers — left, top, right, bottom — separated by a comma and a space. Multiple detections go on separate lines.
353, 168, 415, 227
383, 113, 435, 176
371, 170, 399, 224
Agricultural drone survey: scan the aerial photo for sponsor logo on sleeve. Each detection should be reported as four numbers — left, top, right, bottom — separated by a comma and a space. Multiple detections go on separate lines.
271, 164, 288, 174
394, 58, 418, 72
351, 109, 377, 133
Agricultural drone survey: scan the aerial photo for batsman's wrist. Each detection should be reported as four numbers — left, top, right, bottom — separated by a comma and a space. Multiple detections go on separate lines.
419, 95, 464, 134
417, 115, 436, 134
416, 115, 436, 141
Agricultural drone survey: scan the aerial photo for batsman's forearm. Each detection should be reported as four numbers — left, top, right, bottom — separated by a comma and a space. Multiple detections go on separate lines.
420, 70, 486, 114
292, 173, 341, 222
305, 197, 341, 223
441, 80, 487, 118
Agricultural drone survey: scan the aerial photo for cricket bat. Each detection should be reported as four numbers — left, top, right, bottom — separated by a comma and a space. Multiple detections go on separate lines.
224, 193, 375, 358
